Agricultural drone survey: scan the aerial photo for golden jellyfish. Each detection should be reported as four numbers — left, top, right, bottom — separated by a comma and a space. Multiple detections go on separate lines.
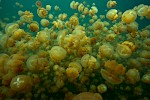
77, 45, 92, 57
107, 0, 117, 8
126, 68, 140, 84
36, 30, 50, 43
70, 1, 75, 9
83, 7, 89, 15
70, 1, 79, 9
46, 5, 51, 11
81, 54, 99, 70
101, 60, 126, 84
78, 3, 85, 12
140, 29, 150, 38
2, 71, 16, 86
48, 46, 67, 63
68, 61, 82, 73
89, 6, 98, 16
72, 92, 103, 100
127, 21, 138, 33
89, 19, 94, 24
66, 67, 79, 79
0, 34, 10, 48
69, 15, 79, 27
92, 15, 98, 20
144, 38, 150, 46
121, 41, 136, 52
11, 54, 24, 63
37, 50, 48, 58
141, 73, 150, 84
27, 39, 40, 50
54, 5, 60, 11
10, 75, 33, 93
5, 23, 19, 36
92, 20, 104, 30
146, 6, 150, 19
116, 41, 135, 58
116, 44, 131, 58
98, 43, 114, 58
12, 29, 25, 40
26, 55, 48, 71
0, 54, 9, 76
137, 5, 149, 17
40, 19, 50, 27
18, 10, 24, 16
37, 7, 48, 18
116, 22, 127, 33
20, 11, 34, 23
62, 28, 88, 52
4, 54, 24, 74
28, 21, 39, 32
58, 13, 67, 21
97, 84, 107, 94
106, 9, 118, 21
57, 29, 68, 46
48, 14, 54, 20
121, 10, 137, 24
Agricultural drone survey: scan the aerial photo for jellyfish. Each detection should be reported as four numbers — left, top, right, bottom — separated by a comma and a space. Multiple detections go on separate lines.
35, 1, 42, 8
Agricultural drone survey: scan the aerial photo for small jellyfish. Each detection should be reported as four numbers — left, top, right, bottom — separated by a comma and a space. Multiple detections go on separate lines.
106, 9, 118, 21
28, 21, 39, 32
10, 75, 33, 93
40, 19, 50, 27
107, 0, 117, 8
126, 68, 140, 84
35, 1, 42, 8
48, 46, 67, 63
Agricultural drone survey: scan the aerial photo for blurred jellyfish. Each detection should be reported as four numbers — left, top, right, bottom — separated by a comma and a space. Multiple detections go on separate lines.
35, 1, 42, 8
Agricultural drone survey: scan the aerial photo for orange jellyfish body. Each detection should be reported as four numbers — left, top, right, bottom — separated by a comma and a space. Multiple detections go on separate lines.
72, 92, 103, 100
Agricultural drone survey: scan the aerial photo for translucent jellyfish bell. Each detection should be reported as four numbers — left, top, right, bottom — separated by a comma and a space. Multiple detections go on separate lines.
106, 9, 118, 21
5, 23, 19, 35
121, 10, 137, 24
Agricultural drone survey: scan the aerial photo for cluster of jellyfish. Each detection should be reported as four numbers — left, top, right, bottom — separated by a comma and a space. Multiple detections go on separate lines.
0, 0, 150, 100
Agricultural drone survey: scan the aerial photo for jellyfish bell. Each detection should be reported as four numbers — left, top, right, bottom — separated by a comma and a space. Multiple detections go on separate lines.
107, 0, 117, 8
98, 43, 114, 58
28, 21, 39, 32
46, 5, 51, 11
101, 69, 123, 84
35, 1, 42, 8
121, 10, 137, 24
37, 7, 48, 18
48, 46, 67, 63
0, 54, 9, 76
106, 9, 118, 21
141, 73, 150, 84
127, 21, 138, 33
66, 67, 79, 79
92, 20, 104, 30
126, 68, 140, 84
137, 5, 149, 17
116, 44, 132, 58
5, 23, 19, 36
40, 19, 50, 27
10, 75, 33, 93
